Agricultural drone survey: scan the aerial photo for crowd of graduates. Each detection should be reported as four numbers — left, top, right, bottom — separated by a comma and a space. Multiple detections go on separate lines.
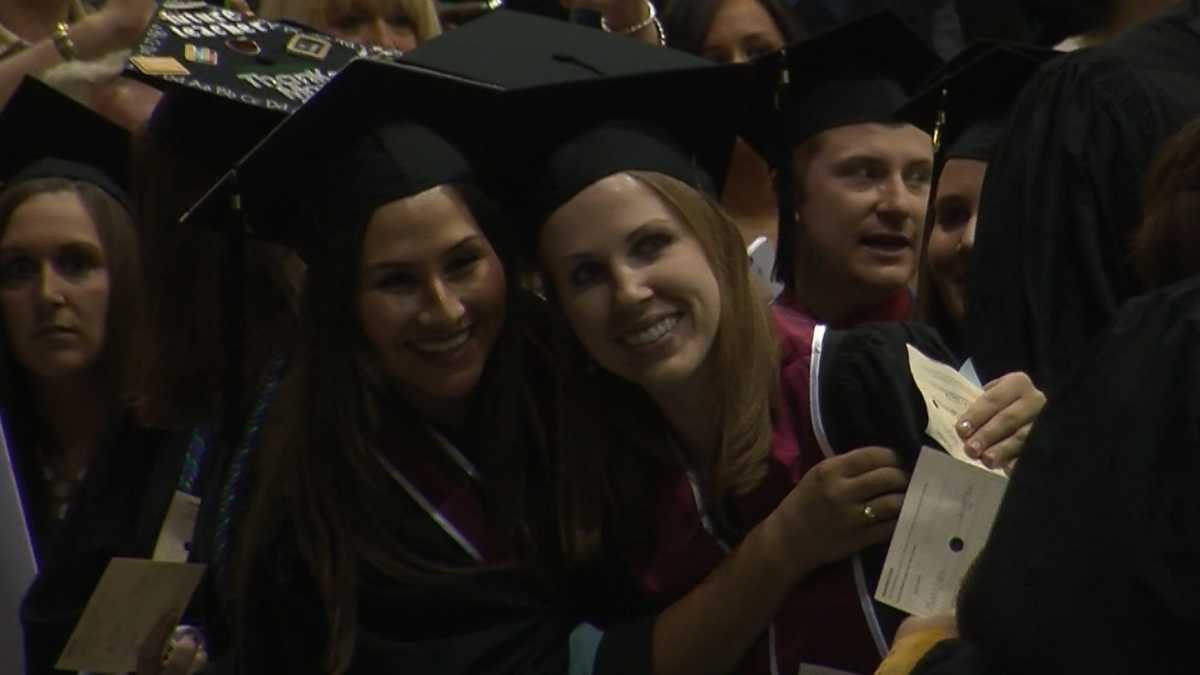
2, 1, 1199, 674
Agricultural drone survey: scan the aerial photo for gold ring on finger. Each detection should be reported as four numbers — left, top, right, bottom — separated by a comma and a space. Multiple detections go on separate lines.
863, 504, 878, 523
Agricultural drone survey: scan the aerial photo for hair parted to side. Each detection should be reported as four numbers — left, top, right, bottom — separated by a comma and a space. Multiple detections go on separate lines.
1132, 117, 1200, 290
0, 178, 146, 416
257, 0, 442, 43
550, 170, 780, 565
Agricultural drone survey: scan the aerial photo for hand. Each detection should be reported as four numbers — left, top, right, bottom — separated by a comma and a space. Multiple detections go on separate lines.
767, 446, 908, 576
560, 0, 652, 31
224, 0, 255, 15
137, 613, 209, 675
956, 371, 1046, 473
95, 0, 157, 49
894, 613, 958, 642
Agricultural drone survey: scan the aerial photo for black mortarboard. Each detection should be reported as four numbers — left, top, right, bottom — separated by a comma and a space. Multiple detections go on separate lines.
746, 10, 943, 165
180, 57, 475, 261
125, 2, 367, 115
897, 42, 1059, 167
0, 77, 132, 213
185, 9, 752, 247
394, 9, 751, 230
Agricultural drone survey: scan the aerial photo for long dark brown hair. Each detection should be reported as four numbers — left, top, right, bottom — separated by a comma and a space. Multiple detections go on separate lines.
131, 92, 302, 430
547, 172, 780, 566
235, 182, 558, 673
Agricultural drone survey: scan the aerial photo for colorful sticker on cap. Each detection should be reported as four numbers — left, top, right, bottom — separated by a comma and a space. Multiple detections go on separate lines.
183, 43, 219, 66
286, 34, 332, 61
129, 55, 191, 76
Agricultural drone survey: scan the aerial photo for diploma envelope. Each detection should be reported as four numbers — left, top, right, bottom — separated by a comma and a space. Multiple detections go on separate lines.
56, 558, 206, 674
875, 447, 1008, 617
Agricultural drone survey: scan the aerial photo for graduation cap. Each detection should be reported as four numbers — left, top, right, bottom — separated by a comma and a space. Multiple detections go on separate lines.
184, 9, 753, 245
896, 42, 1059, 168
125, 1, 368, 115
397, 8, 751, 232
747, 10, 943, 165
0, 77, 132, 213
752, 11, 942, 288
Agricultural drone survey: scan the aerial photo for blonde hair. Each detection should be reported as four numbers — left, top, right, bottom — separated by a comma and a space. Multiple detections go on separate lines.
257, 0, 442, 43
550, 171, 780, 563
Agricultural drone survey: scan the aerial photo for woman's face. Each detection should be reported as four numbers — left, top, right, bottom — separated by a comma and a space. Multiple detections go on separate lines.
702, 0, 787, 64
540, 174, 721, 396
927, 158, 986, 323
321, 0, 418, 51
0, 191, 110, 380
357, 185, 506, 417
794, 123, 933, 312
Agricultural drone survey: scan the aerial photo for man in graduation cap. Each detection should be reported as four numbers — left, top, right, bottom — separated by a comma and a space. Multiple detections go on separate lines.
965, 2, 1200, 392
746, 11, 942, 329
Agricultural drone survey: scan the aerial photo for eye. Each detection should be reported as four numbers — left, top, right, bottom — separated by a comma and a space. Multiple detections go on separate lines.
567, 260, 605, 289
0, 255, 36, 286
631, 232, 673, 259
743, 36, 780, 60
55, 247, 101, 280
936, 198, 972, 229
905, 165, 934, 190
838, 159, 885, 186
373, 270, 417, 289
445, 251, 482, 277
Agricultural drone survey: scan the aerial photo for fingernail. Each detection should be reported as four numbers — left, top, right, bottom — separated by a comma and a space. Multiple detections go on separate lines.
980, 451, 995, 468
957, 419, 973, 436
965, 439, 982, 457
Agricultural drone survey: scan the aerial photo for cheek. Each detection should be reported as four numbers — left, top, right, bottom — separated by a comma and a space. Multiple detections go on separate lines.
562, 293, 610, 352
926, 228, 958, 277
358, 292, 416, 353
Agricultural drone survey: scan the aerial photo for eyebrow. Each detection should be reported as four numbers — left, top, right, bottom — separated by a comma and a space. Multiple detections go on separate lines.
557, 219, 673, 266
0, 240, 103, 256
363, 234, 482, 273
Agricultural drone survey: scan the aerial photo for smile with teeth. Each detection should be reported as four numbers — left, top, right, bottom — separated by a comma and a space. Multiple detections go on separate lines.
622, 314, 680, 347
412, 328, 470, 353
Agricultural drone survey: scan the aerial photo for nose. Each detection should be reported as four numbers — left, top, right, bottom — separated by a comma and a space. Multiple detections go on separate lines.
611, 264, 652, 308
419, 278, 466, 326
959, 214, 978, 255
877, 174, 922, 229
36, 264, 67, 307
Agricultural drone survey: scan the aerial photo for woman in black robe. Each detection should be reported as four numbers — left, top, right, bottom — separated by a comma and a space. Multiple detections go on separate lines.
0, 78, 179, 675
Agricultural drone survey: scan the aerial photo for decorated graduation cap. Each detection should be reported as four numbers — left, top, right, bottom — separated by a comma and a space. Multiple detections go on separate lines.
125, 1, 369, 114
179, 57, 475, 261
0, 77, 132, 212
897, 42, 1059, 169
746, 10, 943, 166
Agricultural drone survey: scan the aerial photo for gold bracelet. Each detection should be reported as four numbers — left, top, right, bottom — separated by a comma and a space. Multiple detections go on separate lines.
52, 22, 78, 61
601, 0, 657, 35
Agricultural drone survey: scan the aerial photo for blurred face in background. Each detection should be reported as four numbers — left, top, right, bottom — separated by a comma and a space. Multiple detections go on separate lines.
701, 0, 787, 64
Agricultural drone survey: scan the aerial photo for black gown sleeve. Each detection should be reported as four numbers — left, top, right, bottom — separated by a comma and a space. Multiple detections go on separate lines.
921, 276, 1200, 674
967, 11, 1200, 392
818, 321, 957, 470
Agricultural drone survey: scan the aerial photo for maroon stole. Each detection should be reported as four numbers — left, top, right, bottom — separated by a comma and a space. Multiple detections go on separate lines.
374, 427, 509, 564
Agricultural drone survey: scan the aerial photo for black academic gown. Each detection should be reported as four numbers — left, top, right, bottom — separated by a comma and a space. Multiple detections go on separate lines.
967, 5, 1200, 392
18, 420, 178, 675
914, 275, 1200, 675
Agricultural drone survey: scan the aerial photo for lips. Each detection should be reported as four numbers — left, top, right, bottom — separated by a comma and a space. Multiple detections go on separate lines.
34, 325, 77, 339
409, 327, 471, 355
619, 313, 682, 349
859, 232, 912, 251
